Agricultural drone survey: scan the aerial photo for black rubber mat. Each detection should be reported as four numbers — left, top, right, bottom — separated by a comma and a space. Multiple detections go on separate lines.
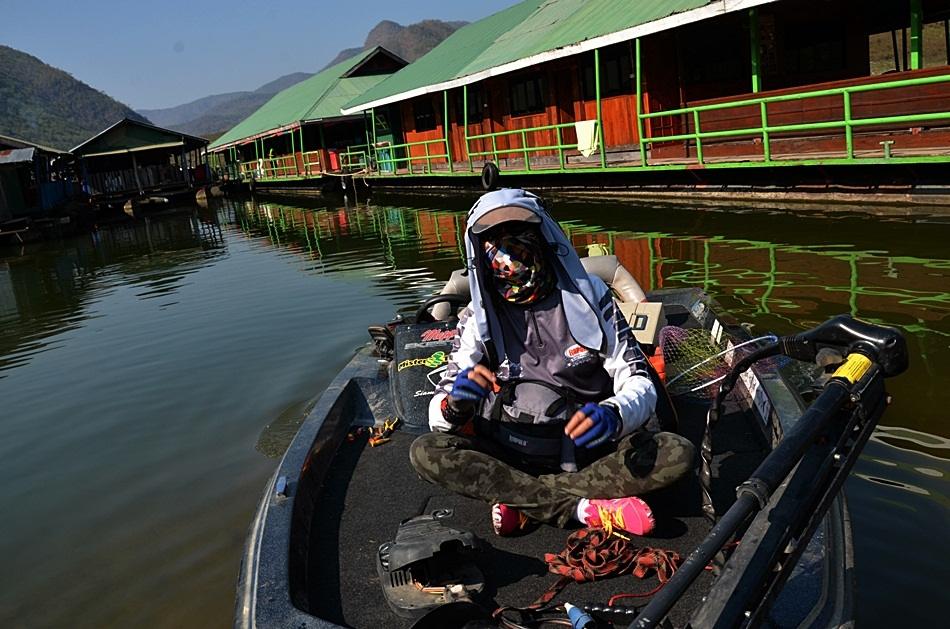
306, 402, 766, 628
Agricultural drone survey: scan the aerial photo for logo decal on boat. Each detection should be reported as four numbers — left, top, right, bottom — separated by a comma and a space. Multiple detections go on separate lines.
404, 329, 458, 350
397, 351, 447, 372
420, 329, 456, 343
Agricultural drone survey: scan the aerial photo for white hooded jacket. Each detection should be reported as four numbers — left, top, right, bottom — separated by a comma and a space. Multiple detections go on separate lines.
428, 189, 656, 438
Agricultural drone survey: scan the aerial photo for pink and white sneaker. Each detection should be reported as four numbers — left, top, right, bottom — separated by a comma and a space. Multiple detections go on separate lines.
582, 497, 655, 537
491, 503, 530, 536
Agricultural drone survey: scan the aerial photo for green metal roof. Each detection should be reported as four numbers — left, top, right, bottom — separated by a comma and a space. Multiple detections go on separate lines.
72, 118, 207, 156
343, 0, 777, 113
210, 48, 398, 149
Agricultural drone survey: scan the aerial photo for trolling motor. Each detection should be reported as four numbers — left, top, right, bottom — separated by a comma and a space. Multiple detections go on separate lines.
633, 315, 907, 629
695, 315, 907, 521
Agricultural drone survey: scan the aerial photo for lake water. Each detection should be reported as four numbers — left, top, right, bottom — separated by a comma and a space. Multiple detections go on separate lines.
0, 194, 947, 627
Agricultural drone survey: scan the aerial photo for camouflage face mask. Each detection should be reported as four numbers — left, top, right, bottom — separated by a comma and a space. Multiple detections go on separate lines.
482, 228, 554, 305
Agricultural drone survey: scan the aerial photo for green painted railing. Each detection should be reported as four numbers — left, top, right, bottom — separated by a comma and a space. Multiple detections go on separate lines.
363, 69, 950, 178
340, 145, 369, 172
638, 72, 950, 165
302, 150, 322, 176
231, 151, 324, 181
373, 138, 450, 174
238, 160, 258, 181
466, 121, 598, 172
238, 155, 299, 181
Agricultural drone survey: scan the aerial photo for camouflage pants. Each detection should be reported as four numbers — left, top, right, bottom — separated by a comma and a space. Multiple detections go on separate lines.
409, 430, 695, 527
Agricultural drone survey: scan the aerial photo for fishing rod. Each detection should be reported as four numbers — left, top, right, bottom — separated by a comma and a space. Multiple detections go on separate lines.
631, 315, 908, 629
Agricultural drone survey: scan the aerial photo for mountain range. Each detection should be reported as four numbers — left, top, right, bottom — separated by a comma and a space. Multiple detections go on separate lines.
0, 18, 464, 150
0, 45, 148, 151
139, 19, 466, 140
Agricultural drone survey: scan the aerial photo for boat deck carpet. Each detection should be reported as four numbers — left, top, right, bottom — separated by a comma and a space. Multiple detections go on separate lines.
305, 399, 766, 628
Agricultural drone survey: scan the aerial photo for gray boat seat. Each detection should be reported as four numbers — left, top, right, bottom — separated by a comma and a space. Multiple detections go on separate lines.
431, 255, 647, 320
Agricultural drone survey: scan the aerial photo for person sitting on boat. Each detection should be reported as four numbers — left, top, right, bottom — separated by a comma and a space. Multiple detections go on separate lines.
409, 188, 695, 538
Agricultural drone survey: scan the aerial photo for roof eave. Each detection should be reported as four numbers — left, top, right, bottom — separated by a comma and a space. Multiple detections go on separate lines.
72, 118, 209, 154
79, 141, 188, 158
341, 0, 779, 114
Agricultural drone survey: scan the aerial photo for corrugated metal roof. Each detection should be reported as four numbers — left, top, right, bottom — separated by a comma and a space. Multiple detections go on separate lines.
0, 148, 35, 165
210, 48, 396, 150
343, 0, 778, 113
72, 118, 207, 156
0, 134, 68, 155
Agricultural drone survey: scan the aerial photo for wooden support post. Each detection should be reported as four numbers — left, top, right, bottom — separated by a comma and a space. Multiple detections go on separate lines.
130, 152, 143, 194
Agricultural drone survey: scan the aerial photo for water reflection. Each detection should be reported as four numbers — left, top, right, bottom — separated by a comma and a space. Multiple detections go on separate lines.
227, 197, 950, 335
0, 212, 225, 376
225, 194, 950, 447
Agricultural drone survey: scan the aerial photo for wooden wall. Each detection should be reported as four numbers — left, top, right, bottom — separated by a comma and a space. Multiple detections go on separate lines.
389, 0, 950, 167
397, 53, 644, 168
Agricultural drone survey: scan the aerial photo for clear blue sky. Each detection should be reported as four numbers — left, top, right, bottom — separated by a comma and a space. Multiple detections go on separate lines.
1, 0, 516, 111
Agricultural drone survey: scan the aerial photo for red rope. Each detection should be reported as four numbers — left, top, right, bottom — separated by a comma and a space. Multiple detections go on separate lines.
493, 527, 682, 624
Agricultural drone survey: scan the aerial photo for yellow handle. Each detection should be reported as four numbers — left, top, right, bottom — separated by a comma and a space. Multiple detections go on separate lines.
832, 353, 873, 384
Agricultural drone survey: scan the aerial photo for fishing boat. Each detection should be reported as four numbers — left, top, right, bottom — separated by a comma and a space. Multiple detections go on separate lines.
234, 255, 906, 629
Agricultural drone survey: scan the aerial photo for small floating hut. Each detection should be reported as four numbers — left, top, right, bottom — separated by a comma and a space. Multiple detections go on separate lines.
71, 119, 209, 208
0, 134, 74, 222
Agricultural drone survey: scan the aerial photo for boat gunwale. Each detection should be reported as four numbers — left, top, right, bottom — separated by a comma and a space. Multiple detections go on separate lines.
235, 346, 381, 629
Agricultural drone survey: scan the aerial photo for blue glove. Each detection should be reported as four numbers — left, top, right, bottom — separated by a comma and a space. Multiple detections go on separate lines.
449, 367, 491, 403
573, 402, 621, 448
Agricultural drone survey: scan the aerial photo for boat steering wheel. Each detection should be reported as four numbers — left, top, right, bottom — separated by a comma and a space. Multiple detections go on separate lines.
414, 294, 469, 323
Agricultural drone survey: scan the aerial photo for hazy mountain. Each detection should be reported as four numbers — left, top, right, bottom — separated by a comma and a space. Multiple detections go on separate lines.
323, 19, 468, 68
0, 45, 149, 151
140, 19, 467, 139
253, 72, 314, 95
139, 71, 318, 132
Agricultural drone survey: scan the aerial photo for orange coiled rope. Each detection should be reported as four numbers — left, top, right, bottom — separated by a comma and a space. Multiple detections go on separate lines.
493, 526, 682, 625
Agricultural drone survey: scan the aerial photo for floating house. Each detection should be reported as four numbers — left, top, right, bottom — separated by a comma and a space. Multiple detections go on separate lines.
334, 0, 950, 185
207, 47, 407, 183
72, 119, 209, 207
0, 134, 74, 222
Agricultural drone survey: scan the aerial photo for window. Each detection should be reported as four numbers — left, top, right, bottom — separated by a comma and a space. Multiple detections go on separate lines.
869, 29, 908, 75
581, 44, 635, 100
869, 20, 950, 75
373, 111, 392, 134
413, 98, 437, 132
510, 76, 546, 116
456, 86, 487, 124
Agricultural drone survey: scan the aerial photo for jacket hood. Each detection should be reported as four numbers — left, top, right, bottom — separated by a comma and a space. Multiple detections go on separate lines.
464, 188, 609, 366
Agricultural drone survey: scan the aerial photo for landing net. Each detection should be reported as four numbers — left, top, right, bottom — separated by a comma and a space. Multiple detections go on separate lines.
659, 327, 779, 399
